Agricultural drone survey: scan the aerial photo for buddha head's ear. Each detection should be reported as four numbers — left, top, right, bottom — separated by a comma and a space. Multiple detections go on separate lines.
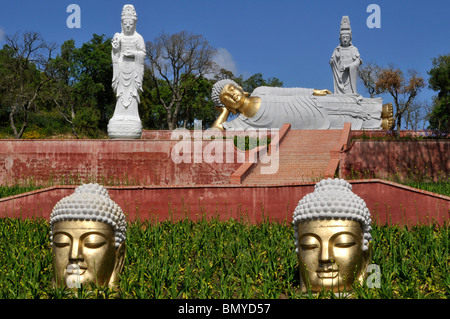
109, 241, 126, 289
357, 240, 373, 283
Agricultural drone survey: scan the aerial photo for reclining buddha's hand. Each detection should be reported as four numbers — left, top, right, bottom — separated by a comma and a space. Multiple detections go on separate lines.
215, 106, 226, 113
313, 89, 332, 96
211, 106, 230, 131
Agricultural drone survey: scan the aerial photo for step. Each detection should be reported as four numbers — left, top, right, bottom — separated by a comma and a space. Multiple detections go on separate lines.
241, 127, 346, 184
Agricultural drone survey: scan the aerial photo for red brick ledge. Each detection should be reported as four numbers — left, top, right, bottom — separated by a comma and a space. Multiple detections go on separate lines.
2, 178, 448, 200
1, 179, 448, 225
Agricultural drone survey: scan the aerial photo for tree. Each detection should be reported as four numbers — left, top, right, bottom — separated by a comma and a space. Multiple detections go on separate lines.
50, 34, 114, 137
427, 54, 450, 132
358, 62, 425, 132
0, 32, 57, 139
375, 66, 425, 132
404, 99, 432, 130
50, 39, 79, 137
213, 68, 235, 82
72, 34, 115, 130
232, 72, 283, 93
139, 71, 170, 130
146, 30, 217, 130
178, 75, 216, 129
358, 61, 381, 98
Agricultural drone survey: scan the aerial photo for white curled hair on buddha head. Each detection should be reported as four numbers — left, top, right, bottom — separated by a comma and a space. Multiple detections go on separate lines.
211, 79, 241, 108
49, 183, 127, 248
292, 178, 372, 253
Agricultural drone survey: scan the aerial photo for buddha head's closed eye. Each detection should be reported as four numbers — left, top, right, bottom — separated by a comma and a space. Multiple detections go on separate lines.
50, 183, 127, 289
293, 178, 372, 293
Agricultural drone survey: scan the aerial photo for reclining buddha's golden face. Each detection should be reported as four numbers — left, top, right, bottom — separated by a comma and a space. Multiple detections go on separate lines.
52, 220, 125, 289
296, 219, 371, 293
219, 84, 246, 114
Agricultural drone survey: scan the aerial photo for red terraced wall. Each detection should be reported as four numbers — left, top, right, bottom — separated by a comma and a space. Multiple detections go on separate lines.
0, 139, 243, 186
339, 139, 450, 182
1, 179, 448, 227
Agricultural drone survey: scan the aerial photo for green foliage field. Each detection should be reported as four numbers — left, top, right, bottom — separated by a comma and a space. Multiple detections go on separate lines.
0, 217, 448, 299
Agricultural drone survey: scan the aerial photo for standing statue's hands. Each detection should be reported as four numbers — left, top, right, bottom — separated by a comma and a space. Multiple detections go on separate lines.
123, 50, 135, 58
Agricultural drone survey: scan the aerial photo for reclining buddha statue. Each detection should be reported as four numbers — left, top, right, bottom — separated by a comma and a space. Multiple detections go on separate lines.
211, 79, 393, 131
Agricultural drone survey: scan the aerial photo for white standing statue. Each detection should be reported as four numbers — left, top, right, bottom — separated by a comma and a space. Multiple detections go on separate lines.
330, 16, 362, 95
107, 4, 146, 139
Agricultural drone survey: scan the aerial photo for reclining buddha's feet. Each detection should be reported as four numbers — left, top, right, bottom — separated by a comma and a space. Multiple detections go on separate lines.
381, 103, 394, 130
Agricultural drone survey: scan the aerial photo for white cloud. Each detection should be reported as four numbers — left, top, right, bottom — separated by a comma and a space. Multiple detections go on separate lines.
0, 27, 4, 42
213, 47, 238, 75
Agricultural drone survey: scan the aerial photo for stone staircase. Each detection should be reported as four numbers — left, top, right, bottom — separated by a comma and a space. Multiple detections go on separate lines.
235, 123, 351, 185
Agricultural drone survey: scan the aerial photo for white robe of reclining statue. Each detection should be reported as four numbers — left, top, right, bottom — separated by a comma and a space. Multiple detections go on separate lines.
222, 86, 382, 130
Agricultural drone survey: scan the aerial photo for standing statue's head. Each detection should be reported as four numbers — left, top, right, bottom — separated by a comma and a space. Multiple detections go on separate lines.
292, 178, 372, 293
339, 16, 352, 47
121, 4, 137, 35
211, 79, 247, 114
50, 183, 127, 289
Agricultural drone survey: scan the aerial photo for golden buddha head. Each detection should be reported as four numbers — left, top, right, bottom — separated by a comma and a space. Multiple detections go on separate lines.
50, 183, 127, 289
211, 79, 247, 114
293, 178, 372, 293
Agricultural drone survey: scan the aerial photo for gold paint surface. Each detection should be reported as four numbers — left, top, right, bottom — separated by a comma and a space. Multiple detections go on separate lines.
296, 219, 371, 293
52, 220, 125, 289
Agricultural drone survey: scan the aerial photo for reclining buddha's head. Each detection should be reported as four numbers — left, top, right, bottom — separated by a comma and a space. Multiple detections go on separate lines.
211, 79, 248, 114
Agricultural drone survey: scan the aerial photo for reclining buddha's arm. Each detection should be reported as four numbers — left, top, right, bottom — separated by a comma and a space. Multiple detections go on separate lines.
211, 107, 230, 131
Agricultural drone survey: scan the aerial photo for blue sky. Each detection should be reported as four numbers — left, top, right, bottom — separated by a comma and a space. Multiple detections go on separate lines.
0, 0, 449, 122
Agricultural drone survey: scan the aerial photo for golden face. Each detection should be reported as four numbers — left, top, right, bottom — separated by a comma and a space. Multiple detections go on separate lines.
219, 84, 246, 114
296, 219, 370, 293
52, 220, 125, 289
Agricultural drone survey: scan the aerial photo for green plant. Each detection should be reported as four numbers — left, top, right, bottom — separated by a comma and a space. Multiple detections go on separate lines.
0, 217, 448, 299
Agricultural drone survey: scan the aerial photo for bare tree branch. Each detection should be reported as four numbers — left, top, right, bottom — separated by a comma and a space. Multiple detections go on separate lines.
2, 31, 56, 138
146, 30, 216, 129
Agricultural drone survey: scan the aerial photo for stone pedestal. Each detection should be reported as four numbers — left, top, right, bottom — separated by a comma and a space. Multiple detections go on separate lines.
107, 116, 142, 139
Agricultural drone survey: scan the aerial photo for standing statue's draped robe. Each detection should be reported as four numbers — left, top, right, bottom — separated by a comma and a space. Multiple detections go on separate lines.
111, 31, 146, 119
330, 45, 362, 94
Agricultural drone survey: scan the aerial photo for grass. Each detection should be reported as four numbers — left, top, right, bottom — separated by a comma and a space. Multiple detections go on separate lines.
0, 217, 448, 299
402, 181, 450, 197
0, 184, 45, 199
343, 169, 450, 197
